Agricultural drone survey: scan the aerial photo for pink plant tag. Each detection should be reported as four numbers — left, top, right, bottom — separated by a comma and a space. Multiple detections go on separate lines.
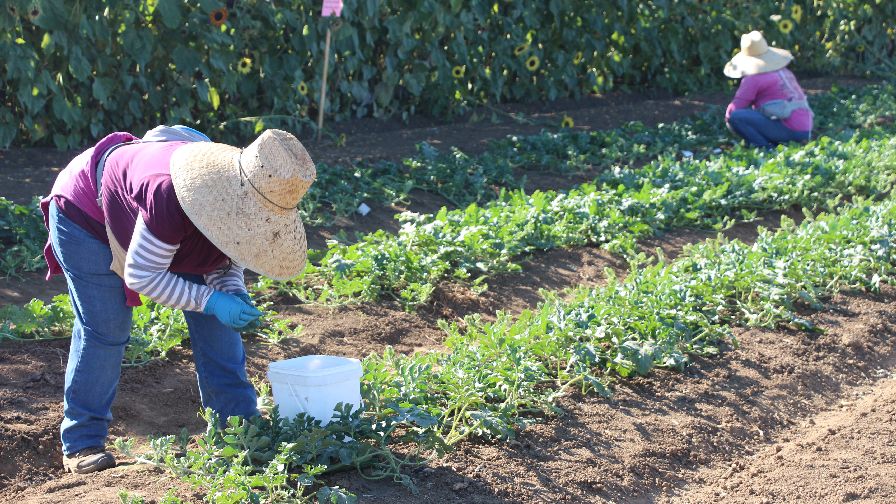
321, 0, 343, 17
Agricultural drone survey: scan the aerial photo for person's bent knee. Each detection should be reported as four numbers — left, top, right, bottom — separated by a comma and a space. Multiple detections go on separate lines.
79, 324, 130, 347
727, 109, 754, 125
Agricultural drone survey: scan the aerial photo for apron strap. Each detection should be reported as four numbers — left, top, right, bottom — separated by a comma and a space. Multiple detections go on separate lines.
94, 140, 140, 278
95, 141, 140, 208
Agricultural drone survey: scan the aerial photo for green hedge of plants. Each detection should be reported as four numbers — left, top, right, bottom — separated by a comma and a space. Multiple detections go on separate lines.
2, 0, 892, 148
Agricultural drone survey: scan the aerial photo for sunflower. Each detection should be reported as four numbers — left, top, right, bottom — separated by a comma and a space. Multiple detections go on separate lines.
514, 43, 529, 56
791, 4, 803, 23
778, 18, 794, 34
573, 51, 583, 65
297, 81, 309, 95
210, 7, 228, 27
237, 57, 252, 74
452, 66, 465, 79
561, 115, 574, 128
526, 55, 540, 72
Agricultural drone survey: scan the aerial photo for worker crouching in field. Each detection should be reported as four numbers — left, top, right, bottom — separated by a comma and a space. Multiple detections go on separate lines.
724, 31, 814, 148
39, 126, 315, 473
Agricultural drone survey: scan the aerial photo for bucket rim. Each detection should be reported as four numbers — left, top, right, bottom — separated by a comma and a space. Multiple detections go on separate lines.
268, 354, 362, 378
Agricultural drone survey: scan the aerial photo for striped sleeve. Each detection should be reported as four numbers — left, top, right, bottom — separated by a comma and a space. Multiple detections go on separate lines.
204, 263, 248, 294
123, 217, 215, 312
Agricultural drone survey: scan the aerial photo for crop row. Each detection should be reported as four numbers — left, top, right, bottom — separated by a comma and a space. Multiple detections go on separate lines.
297, 84, 896, 223
0, 115, 696, 277
276, 87, 896, 307
0, 96, 730, 276
0, 294, 294, 366
126, 190, 896, 503
0, 196, 45, 275
0, 84, 887, 278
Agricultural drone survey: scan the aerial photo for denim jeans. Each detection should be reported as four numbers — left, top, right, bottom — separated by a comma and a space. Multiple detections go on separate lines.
727, 108, 811, 148
49, 202, 257, 455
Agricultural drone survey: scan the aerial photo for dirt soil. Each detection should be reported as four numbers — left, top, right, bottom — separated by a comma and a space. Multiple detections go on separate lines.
1, 77, 891, 503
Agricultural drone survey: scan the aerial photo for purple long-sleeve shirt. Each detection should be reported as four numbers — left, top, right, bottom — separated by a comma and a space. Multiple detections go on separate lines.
41, 134, 230, 307
725, 69, 813, 133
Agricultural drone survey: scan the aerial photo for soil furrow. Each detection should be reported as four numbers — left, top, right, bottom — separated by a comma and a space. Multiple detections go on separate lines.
669, 372, 896, 503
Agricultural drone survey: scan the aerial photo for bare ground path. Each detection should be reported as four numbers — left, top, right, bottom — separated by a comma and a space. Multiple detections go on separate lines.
670, 372, 896, 503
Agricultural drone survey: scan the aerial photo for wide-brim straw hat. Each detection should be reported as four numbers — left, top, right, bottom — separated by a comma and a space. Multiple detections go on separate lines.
170, 129, 316, 280
724, 31, 793, 78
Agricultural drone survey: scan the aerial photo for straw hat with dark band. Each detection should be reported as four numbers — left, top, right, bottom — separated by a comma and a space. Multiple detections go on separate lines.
170, 129, 316, 280
724, 31, 793, 78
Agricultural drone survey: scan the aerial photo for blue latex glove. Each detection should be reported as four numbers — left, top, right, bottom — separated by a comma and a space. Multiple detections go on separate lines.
235, 292, 253, 307
234, 292, 263, 332
203, 291, 262, 329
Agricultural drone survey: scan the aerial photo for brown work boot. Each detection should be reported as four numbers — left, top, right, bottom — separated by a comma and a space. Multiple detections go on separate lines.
62, 446, 116, 474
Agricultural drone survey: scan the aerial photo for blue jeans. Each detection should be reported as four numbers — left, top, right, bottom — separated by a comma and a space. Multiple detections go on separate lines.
49, 202, 257, 455
727, 109, 811, 148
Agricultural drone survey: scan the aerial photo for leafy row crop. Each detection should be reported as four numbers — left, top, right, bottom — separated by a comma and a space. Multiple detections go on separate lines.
488, 84, 896, 176
277, 90, 896, 308
4, 0, 892, 148
203, 83, 896, 224
128, 192, 896, 503
0, 196, 45, 276
0, 295, 295, 365
0, 102, 720, 278
0, 83, 885, 274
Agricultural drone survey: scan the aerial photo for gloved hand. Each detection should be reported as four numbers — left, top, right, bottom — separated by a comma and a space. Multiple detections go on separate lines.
203, 291, 262, 330
235, 292, 263, 332
235, 292, 253, 307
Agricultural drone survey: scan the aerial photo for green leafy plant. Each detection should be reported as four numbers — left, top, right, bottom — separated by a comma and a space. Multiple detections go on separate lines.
0, 294, 72, 341
0, 294, 289, 366
2, 0, 892, 148
0, 196, 45, 277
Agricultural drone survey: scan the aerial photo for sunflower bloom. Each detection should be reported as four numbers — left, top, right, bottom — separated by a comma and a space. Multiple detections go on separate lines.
452, 66, 465, 79
561, 115, 574, 128
778, 19, 794, 34
526, 55, 540, 72
514, 43, 529, 56
791, 5, 803, 23
237, 57, 252, 74
573, 51, 583, 65
210, 7, 228, 27
297, 82, 309, 95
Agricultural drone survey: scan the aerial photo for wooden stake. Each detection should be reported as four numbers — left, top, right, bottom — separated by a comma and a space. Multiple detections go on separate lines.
316, 26, 332, 143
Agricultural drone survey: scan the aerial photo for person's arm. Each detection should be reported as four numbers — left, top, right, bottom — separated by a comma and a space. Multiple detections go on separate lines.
124, 217, 261, 328
204, 263, 248, 294
726, 76, 759, 121
123, 217, 214, 312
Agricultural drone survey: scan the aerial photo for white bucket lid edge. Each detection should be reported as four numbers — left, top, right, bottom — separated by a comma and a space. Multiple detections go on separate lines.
268, 354, 363, 378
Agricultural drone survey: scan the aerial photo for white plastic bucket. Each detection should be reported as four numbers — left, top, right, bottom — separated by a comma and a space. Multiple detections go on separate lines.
266, 355, 363, 425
